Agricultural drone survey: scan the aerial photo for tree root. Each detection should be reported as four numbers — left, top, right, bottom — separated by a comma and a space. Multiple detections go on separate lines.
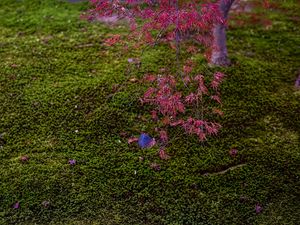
202, 163, 247, 176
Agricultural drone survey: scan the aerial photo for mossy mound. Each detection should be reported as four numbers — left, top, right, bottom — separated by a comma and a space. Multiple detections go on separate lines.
0, 0, 299, 224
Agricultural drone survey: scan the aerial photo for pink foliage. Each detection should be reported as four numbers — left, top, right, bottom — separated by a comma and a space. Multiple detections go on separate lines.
211, 72, 225, 90
141, 72, 224, 142
159, 148, 171, 160
89, 0, 226, 147
128, 137, 139, 144
104, 34, 121, 46
159, 130, 168, 143
89, 0, 223, 48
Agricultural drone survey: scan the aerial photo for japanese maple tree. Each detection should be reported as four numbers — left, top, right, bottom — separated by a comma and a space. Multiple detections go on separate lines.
211, 0, 235, 66
88, 0, 227, 151
89, 0, 239, 65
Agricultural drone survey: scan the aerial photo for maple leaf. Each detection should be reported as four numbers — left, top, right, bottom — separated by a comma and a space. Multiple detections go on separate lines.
128, 137, 138, 144
158, 148, 170, 160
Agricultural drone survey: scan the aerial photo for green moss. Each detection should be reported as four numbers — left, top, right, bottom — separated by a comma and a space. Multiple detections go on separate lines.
0, 0, 300, 224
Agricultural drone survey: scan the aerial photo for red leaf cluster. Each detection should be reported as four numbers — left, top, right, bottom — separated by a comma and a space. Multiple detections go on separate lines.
141, 71, 224, 142
89, 0, 226, 149
89, 0, 223, 47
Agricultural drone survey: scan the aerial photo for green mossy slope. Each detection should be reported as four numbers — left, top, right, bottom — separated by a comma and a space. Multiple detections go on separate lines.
0, 0, 299, 224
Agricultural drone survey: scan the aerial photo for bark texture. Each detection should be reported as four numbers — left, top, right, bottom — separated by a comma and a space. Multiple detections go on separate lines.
211, 0, 235, 66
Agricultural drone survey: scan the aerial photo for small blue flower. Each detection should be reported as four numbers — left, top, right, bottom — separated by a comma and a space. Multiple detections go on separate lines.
138, 133, 155, 148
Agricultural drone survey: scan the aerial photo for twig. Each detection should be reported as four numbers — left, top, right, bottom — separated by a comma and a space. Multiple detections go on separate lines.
202, 163, 247, 176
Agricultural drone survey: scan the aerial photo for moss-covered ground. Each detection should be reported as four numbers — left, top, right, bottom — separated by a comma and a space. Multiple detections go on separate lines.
0, 0, 299, 224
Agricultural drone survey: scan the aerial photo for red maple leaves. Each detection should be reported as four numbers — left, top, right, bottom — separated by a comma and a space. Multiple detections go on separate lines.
89, 0, 226, 148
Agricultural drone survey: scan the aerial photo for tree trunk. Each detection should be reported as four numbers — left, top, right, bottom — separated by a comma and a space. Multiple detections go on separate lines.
210, 0, 235, 66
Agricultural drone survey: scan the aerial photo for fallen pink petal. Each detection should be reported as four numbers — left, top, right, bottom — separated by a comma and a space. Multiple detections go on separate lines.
229, 149, 238, 157
150, 163, 161, 171
128, 137, 139, 144
13, 201, 20, 209
127, 58, 134, 63
255, 203, 263, 214
295, 75, 300, 89
20, 155, 29, 162
68, 159, 76, 165
159, 148, 170, 160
